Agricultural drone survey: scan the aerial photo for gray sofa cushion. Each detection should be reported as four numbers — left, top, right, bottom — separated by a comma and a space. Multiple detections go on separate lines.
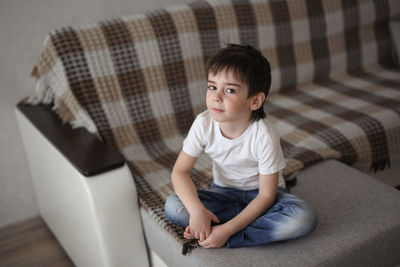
141, 160, 400, 267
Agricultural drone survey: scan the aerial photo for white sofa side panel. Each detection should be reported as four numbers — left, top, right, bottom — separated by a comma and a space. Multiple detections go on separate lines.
15, 108, 149, 267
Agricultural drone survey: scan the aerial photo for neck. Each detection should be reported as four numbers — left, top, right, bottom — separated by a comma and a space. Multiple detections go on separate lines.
219, 120, 251, 139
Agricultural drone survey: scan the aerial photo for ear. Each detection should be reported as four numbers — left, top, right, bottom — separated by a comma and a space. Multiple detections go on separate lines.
250, 92, 265, 111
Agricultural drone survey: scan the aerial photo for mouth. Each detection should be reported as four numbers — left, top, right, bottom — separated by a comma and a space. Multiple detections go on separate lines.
212, 108, 224, 113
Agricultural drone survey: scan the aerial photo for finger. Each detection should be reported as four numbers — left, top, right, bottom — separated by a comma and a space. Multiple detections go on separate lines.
208, 211, 220, 223
184, 227, 191, 239
199, 232, 205, 242
185, 226, 190, 234
202, 241, 212, 248
198, 239, 208, 248
194, 231, 200, 240
184, 232, 191, 239
205, 229, 211, 239
211, 214, 220, 223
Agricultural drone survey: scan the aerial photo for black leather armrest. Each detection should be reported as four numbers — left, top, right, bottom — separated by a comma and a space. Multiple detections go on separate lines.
17, 102, 125, 177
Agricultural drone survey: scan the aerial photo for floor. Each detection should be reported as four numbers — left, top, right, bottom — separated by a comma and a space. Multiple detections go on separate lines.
0, 217, 74, 267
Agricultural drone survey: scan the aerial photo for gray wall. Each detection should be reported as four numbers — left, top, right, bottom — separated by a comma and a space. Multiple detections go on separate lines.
0, 0, 193, 228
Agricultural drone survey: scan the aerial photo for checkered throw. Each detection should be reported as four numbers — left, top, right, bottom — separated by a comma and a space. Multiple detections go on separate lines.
28, 0, 400, 245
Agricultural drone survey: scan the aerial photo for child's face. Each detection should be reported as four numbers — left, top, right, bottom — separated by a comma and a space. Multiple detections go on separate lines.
206, 68, 254, 125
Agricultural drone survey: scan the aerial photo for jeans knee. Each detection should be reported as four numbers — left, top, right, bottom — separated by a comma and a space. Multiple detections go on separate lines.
272, 201, 317, 242
164, 194, 189, 226
301, 203, 317, 230
288, 202, 318, 236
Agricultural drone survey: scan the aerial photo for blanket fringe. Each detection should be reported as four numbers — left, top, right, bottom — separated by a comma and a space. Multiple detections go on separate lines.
27, 79, 101, 139
31, 66, 39, 78
27, 80, 54, 106
182, 239, 198, 256
285, 177, 297, 192
370, 159, 391, 173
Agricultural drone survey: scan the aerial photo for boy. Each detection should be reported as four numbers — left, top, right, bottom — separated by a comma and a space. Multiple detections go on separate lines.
165, 44, 317, 248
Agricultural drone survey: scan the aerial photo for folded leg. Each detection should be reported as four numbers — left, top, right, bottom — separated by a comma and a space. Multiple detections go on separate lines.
227, 188, 318, 248
164, 185, 243, 227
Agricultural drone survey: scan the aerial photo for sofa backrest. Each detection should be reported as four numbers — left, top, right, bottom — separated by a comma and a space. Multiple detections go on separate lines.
31, 0, 398, 143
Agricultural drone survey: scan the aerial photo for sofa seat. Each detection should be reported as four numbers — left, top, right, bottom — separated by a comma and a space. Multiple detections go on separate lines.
141, 160, 400, 267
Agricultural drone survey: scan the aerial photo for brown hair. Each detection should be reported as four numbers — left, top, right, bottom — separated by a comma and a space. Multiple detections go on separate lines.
207, 44, 271, 121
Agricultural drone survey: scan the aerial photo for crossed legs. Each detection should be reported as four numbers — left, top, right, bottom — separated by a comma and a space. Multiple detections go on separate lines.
165, 185, 317, 248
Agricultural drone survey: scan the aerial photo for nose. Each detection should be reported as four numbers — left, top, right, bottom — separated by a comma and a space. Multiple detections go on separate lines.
213, 91, 222, 102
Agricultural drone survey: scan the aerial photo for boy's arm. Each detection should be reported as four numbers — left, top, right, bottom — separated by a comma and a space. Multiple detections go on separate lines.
171, 150, 219, 241
199, 172, 278, 248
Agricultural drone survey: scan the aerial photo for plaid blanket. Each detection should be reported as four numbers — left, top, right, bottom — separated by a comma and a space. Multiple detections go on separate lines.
29, 0, 400, 245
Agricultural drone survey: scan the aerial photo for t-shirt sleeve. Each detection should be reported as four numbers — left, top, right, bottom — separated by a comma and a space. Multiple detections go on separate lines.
257, 124, 286, 175
182, 115, 205, 158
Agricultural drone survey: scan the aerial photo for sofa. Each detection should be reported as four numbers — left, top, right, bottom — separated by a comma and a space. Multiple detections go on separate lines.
16, 0, 400, 266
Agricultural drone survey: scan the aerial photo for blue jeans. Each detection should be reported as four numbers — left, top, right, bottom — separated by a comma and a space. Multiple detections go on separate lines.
164, 184, 317, 248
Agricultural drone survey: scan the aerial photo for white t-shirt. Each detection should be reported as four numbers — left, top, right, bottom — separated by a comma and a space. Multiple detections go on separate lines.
183, 111, 286, 190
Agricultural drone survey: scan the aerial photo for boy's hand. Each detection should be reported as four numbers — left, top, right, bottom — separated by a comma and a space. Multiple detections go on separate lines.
189, 208, 219, 241
198, 224, 231, 248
